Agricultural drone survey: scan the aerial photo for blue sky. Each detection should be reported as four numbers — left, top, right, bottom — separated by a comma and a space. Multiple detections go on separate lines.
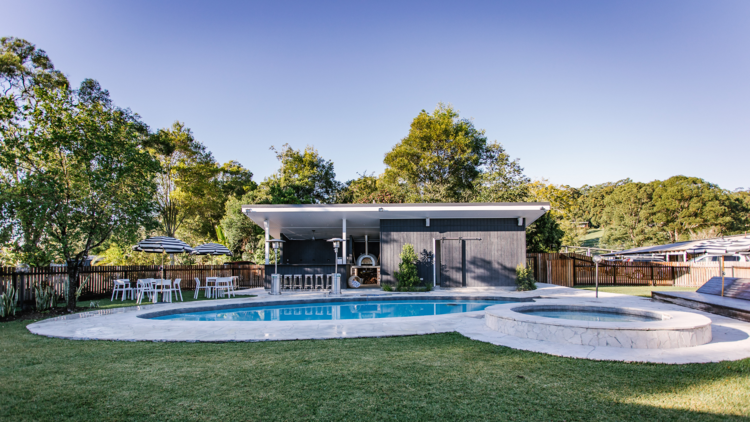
3, 0, 749, 190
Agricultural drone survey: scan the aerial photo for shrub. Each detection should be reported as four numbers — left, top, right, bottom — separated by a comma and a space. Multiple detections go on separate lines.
515, 264, 537, 291
394, 244, 420, 290
0, 284, 18, 317
34, 280, 58, 312
381, 284, 393, 292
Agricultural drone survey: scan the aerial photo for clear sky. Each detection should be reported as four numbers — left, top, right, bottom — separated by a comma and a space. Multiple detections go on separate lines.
3, 0, 749, 190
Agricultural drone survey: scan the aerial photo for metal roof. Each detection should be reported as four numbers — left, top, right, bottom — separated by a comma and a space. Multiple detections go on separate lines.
604, 234, 750, 256
241, 202, 550, 240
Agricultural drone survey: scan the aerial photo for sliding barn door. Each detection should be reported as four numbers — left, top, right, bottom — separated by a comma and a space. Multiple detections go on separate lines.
440, 239, 464, 287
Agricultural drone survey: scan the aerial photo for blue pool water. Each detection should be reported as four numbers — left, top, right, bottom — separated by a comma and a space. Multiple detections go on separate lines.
153, 299, 511, 321
520, 310, 659, 322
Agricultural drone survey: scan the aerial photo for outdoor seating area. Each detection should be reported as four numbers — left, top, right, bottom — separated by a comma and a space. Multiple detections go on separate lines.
111, 276, 239, 305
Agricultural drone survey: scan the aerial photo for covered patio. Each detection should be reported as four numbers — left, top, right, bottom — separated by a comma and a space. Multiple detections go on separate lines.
241, 203, 549, 289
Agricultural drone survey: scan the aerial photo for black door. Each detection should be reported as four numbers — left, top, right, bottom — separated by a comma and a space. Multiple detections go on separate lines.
440, 240, 464, 287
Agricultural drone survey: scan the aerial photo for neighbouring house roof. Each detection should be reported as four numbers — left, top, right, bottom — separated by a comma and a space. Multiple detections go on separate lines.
604, 234, 750, 257
241, 203, 550, 240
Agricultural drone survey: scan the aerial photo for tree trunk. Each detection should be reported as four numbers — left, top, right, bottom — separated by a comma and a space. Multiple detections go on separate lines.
66, 261, 81, 311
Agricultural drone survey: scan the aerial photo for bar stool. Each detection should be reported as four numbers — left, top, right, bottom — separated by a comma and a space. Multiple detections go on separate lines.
283, 274, 293, 291
293, 274, 303, 291
304, 274, 314, 290
325, 274, 334, 290
314, 274, 325, 290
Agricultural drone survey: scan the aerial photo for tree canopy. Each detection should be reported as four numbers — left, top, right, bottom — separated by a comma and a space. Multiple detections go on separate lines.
0, 78, 160, 308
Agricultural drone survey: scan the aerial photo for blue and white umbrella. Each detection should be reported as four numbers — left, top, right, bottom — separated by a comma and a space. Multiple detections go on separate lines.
191, 243, 233, 256
132, 236, 195, 254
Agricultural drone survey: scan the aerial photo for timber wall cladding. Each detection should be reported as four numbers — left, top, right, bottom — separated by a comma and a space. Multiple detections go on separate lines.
380, 218, 525, 287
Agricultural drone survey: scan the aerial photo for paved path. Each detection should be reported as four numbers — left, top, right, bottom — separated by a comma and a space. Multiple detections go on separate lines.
27, 284, 750, 364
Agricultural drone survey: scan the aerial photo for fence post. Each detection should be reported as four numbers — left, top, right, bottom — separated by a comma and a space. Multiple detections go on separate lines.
613, 265, 617, 285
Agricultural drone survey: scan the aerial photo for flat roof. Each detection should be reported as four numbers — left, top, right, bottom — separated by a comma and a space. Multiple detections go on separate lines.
604, 233, 750, 256
241, 202, 550, 240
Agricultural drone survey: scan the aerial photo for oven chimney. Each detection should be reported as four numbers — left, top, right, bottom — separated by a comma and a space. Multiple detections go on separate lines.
365, 235, 368, 256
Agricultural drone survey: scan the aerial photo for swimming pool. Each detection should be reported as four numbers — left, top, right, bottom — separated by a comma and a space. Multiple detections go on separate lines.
152, 299, 512, 321
517, 309, 661, 322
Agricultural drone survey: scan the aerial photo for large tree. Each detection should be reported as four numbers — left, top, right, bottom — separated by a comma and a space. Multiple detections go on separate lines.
601, 182, 659, 248
1, 79, 159, 309
472, 142, 530, 203
382, 104, 487, 203
149, 122, 215, 239
251, 144, 341, 205
0, 37, 69, 266
649, 176, 738, 243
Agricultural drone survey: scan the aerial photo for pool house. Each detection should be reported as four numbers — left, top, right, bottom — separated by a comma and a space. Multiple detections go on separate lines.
241, 203, 549, 289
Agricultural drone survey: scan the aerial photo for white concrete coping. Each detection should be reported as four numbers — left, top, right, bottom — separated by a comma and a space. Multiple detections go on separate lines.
485, 299, 713, 349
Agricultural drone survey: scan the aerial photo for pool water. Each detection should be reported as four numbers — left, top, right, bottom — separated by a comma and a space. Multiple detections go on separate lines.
153, 300, 511, 322
520, 310, 660, 322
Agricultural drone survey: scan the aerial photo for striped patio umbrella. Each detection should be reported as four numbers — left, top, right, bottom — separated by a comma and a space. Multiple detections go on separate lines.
132, 236, 195, 278
191, 243, 233, 256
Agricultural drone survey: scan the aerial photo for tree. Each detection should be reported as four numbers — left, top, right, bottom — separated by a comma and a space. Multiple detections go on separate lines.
394, 243, 420, 290
526, 181, 582, 246
252, 144, 341, 205
383, 104, 488, 203
0, 37, 68, 100
600, 182, 659, 248
337, 173, 405, 204
573, 179, 631, 227
649, 176, 736, 243
382, 103, 530, 204
149, 122, 216, 239
472, 142, 530, 203
0, 79, 159, 310
220, 194, 265, 260
526, 213, 564, 253
0, 37, 69, 266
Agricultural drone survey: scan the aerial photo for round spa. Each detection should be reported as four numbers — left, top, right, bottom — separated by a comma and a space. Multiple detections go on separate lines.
485, 302, 713, 349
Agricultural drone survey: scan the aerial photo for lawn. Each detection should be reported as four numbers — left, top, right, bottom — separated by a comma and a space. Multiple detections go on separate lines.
1, 311, 749, 421
574, 285, 698, 298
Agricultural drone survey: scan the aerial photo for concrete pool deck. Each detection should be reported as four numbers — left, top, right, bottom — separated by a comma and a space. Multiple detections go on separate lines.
27, 284, 750, 364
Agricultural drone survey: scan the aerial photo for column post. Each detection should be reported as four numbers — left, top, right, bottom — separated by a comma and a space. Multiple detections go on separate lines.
432, 237, 437, 288
264, 220, 270, 265
342, 219, 347, 264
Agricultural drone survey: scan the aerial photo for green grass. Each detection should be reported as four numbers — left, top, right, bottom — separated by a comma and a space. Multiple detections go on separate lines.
580, 228, 604, 248
1, 312, 749, 420
575, 285, 698, 298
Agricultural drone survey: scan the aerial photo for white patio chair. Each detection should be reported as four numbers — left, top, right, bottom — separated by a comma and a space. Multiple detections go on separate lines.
293, 274, 303, 291
228, 276, 238, 295
213, 277, 233, 299
154, 279, 173, 303
205, 277, 218, 298
136, 279, 156, 305
172, 278, 183, 302
194, 277, 211, 299
304, 274, 314, 290
111, 279, 133, 301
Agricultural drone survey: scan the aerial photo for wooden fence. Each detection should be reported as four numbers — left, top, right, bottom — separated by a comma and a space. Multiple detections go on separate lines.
0, 264, 265, 303
527, 253, 750, 288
